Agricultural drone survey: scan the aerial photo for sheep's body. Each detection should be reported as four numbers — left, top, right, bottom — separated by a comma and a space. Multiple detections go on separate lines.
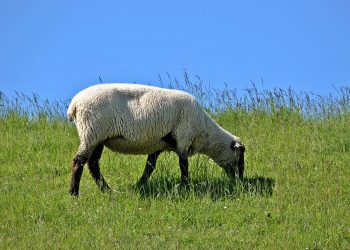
68, 83, 245, 196
68, 84, 206, 155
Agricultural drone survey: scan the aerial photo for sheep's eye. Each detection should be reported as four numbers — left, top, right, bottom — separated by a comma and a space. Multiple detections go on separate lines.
231, 141, 245, 153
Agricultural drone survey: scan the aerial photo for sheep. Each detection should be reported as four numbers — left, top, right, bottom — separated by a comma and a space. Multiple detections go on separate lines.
67, 83, 245, 196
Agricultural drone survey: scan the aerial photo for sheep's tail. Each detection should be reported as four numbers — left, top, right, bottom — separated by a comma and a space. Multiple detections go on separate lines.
67, 100, 77, 122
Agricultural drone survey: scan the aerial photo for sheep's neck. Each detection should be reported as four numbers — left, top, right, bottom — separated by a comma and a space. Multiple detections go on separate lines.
199, 115, 230, 162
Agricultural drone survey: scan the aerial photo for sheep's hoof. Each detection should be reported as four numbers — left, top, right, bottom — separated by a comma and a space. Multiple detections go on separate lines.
69, 189, 79, 197
98, 181, 111, 193
180, 179, 190, 189
135, 179, 147, 188
100, 185, 111, 193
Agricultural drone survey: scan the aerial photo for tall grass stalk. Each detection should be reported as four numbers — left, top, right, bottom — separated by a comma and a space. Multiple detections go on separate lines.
1, 72, 349, 119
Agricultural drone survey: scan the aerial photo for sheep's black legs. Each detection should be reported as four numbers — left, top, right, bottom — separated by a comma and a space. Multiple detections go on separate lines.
179, 154, 189, 185
87, 144, 110, 193
137, 151, 161, 184
69, 154, 88, 196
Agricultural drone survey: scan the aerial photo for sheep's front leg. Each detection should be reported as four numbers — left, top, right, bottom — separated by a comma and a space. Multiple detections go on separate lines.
87, 144, 110, 193
70, 154, 88, 196
137, 151, 161, 185
179, 153, 189, 185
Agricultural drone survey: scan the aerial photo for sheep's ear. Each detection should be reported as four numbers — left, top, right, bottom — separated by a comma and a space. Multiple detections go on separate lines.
231, 141, 245, 153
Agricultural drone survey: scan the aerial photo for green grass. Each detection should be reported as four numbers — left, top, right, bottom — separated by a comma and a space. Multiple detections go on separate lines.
0, 83, 350, 249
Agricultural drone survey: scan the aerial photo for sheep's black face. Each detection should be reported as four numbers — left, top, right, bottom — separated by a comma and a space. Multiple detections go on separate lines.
223, 141, 245, 180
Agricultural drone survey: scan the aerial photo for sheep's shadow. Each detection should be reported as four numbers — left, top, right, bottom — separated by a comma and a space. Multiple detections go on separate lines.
132, 176, 275, 201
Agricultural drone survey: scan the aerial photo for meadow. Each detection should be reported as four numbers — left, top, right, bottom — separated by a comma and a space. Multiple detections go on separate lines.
0, 79, 349, 249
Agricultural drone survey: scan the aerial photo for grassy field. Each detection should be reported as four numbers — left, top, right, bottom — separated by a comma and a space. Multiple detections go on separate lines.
0, 84, 349, 249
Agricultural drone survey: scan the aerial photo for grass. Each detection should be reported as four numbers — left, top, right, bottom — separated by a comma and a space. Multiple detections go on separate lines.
0, 79, 349, 249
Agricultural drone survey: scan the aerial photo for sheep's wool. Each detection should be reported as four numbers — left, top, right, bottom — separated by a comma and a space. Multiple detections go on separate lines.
68, 83, 240, 165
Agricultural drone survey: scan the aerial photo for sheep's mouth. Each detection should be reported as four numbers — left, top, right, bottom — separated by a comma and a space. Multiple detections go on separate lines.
223, 150, 244, 180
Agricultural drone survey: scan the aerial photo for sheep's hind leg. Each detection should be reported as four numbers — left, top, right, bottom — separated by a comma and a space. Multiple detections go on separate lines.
137, 151, 161, 185
87, 144, 111, 193
70, 153, 89, 196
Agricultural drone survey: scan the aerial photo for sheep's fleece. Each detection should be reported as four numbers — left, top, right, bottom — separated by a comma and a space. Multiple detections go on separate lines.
68, 83, 243, 163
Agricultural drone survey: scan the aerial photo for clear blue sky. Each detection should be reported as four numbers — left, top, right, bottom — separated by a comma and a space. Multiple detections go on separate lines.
1, 0, 349, 100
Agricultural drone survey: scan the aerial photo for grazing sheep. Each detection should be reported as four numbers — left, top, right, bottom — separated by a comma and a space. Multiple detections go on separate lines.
67, 83, 245, 196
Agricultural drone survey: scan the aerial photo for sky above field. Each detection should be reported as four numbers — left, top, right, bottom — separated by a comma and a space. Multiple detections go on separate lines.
1, 0, 349, 100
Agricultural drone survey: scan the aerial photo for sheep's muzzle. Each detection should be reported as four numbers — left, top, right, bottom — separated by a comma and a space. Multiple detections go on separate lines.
224, 143, 245, 180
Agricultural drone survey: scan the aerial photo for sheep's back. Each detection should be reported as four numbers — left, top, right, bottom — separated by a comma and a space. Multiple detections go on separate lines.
71, 84, 198, 153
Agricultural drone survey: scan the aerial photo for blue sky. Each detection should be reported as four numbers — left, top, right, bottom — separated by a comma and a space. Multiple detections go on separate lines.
1, 0, 349, 100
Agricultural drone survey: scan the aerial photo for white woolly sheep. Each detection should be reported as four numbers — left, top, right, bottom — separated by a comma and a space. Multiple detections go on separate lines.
67, 83, 245, 196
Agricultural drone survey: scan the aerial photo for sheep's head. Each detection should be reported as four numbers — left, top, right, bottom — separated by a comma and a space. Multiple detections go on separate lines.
222, 141, 245, 180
